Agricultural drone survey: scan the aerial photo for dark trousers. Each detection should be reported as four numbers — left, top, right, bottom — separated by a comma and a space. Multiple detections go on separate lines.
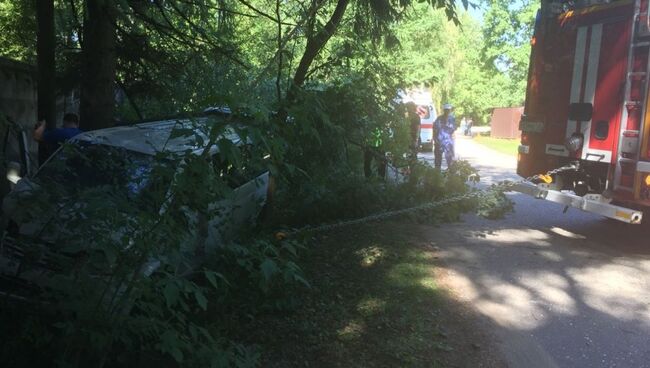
434, 143, 442, 169
434, 143, 454, 169
364, 147, 386, 179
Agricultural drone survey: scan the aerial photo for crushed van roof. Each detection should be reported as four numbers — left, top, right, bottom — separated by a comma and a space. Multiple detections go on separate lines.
71, 118, 242, 155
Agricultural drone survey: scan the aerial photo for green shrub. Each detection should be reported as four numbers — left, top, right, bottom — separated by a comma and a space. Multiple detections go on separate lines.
0, 120, 306, 367
0, 89, 512, 367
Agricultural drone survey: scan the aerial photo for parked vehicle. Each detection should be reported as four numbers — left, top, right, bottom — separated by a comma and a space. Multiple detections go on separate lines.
397, 89, 437, 151
0, 117, 270, 302
417, 103, 438, 151
514, 0, 650, 224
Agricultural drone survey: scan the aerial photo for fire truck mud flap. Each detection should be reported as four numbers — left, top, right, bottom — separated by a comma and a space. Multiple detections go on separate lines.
509, 182, 644, 224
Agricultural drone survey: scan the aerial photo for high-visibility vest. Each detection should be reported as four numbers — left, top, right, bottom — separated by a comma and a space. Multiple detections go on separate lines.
368, 128, 383, 148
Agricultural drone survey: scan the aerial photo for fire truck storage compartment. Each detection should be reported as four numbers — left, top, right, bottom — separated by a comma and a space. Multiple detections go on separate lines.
519, 2, 635, 190
583, 19, 631, 167
514, 0, 650, 223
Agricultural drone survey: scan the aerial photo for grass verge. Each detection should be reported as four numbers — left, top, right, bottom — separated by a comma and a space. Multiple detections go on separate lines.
238, 222, 503, 367
474, 136, 519, 157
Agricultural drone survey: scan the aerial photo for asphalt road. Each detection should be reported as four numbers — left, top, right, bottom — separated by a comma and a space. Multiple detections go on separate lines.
419, 137, 650, 368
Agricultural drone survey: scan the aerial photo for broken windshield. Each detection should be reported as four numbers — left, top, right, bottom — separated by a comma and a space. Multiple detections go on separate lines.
35, 142, 169, 201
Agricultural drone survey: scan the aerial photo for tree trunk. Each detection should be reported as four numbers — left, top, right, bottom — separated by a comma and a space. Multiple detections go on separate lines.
285, 0, 350, 105
36, 0, 56, 163
80, 0, 117, 130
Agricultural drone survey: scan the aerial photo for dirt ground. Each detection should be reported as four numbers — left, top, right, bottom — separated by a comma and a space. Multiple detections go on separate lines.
241, 221, 507, 367
417, 231, 506, 368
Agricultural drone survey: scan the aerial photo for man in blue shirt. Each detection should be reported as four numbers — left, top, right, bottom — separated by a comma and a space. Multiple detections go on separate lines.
433, 104, 457, 169
34, 113, 83, 145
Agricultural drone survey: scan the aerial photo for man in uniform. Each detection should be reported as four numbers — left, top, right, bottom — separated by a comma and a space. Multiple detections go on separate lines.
405, 102, 420, 158
364, 126, 387, 179
433, 103, 457, 169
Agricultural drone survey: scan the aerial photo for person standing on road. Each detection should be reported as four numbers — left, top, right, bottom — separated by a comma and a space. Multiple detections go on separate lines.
433, 121, 442, 169
364, 126, 387, 179
465, 117, 473, 136
433, 103, 457, 169
405, 102, 420, 160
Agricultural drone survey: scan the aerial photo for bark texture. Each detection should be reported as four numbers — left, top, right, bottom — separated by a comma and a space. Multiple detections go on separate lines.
80, 0, 117, 130
36, 0, 56, 163
286, 0, 350, 105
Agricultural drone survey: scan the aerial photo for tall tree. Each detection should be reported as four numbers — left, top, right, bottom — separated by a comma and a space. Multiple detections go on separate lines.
481, 0, 537, 103
36, 0, 56, 162
286, 0, 350, 105
0, 1, 36, 61
282, 0, 464, 107
80, 0, 117, 130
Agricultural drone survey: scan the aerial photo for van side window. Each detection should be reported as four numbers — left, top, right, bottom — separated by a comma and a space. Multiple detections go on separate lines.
211, 145, 268, 188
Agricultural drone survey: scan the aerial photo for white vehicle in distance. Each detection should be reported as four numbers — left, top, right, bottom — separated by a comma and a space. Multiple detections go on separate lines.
398, 89, 437, 151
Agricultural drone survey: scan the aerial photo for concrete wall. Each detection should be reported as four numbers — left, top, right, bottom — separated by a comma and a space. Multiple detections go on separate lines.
0, 57, 81, 162
0, 57, 37, 129
0, 57, 39, 166
490, 107, 523, 139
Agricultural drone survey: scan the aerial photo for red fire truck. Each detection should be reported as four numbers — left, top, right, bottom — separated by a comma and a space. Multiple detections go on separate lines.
515, 0, 650, 224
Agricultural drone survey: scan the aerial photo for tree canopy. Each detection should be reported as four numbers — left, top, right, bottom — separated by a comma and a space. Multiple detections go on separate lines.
0, 0, 534, 126
0, 1, 530, 366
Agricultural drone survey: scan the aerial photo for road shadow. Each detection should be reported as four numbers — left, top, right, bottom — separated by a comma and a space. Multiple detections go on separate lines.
418, 136, 650, 367
424, 218, 650, 368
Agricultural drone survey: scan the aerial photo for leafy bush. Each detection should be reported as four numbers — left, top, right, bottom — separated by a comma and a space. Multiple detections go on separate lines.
270, 155, 502, 231
474, 183, 515, 220
0, 119, 307, 367
1, 86, 512, 367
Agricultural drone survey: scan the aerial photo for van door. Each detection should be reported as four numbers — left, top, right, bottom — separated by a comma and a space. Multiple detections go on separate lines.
0, 118, 31, 199
418, 105, 435, 149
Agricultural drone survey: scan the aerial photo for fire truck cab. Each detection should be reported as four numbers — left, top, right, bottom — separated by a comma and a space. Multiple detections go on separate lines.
516, 0, 650, 224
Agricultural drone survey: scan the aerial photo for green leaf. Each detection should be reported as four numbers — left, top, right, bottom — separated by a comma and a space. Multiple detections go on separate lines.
281, 242, 297, 256
260, 259, 279, 281
205, 271, 228, 289
294, 274, 311, 288
194, 289, 208, 311
102, 246, 118, 266
171, 347, 184, 363
163, 282, 180, 308
159, 330, 184, 363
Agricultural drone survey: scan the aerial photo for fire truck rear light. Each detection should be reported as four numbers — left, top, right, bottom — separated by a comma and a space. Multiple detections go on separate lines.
645, 174, 650, 187
565, 133, 584, 152
521, 133, 530, 145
